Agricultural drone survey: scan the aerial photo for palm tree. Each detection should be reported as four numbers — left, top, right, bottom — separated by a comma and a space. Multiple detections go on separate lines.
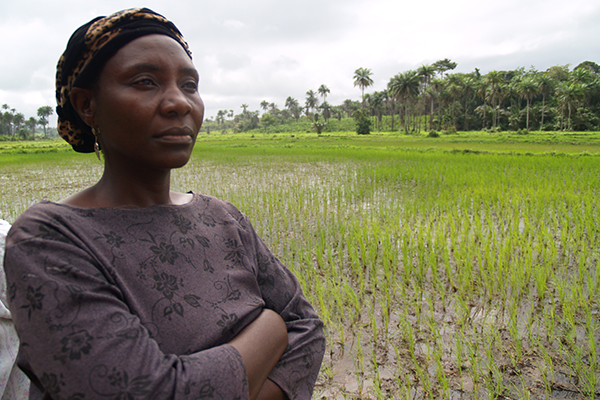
216, 110, 226, 126
418, 64, 437, 129
305, 90, 319, 115
285, 96, 298, 110
13, 112, 24, 136
369, 91, 386, 130
569, 67, 597, 109
318, 85, 330, 103
460, 76, 477, 130
518, 77, 538, 130
37, 105, 53, 138
536, 73, 554, 130
570, 67, 593, 85
556, 82, 584, 130
429, 78, 445, 130
240, 104, 249, 114
446, 82, 462, 128
484, 71, 504, 129
260, 100, 269, 113
388, 70, 421, 134
353, 67, 374, 106
292, 106, 303, 121
319, 101, 332, 121
26, 116, 37, 137
385, 90, 397, 131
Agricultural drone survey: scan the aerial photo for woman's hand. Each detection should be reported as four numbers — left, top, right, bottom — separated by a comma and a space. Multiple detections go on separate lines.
228, 309, 288, 400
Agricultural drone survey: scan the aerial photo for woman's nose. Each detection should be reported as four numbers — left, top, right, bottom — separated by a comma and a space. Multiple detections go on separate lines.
160, 84, 192, 117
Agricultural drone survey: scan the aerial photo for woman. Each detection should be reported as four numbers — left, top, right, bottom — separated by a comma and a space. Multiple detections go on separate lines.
4, 8, 324, 400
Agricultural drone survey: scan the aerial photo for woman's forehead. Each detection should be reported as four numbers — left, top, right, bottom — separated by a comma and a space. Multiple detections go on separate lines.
106, 35, 195, 72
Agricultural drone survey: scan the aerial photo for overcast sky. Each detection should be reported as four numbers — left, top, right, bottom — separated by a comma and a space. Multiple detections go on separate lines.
1, 0, 599, 125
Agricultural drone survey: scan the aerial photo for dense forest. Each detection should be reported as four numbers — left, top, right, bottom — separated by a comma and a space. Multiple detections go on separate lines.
203, 59, 600, 134
2, 60, 599, 140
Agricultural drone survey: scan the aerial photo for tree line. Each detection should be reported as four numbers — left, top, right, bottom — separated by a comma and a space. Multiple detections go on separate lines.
204, 59, 600, 134
0, 105, 54, 139
4, 59, 599, 139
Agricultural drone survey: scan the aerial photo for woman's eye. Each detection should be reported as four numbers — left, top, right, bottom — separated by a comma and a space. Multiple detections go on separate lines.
134, 78, 155, 86
183, 81, 198, 92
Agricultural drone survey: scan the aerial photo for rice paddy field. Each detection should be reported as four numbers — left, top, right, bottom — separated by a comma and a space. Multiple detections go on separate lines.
1, 131, 599, 399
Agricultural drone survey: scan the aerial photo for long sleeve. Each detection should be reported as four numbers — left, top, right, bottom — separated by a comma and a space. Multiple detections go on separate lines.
4, 212, 249, 400
241, 214, 325, 400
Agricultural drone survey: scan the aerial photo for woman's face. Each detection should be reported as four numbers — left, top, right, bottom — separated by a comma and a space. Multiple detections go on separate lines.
90, 34, 204, 171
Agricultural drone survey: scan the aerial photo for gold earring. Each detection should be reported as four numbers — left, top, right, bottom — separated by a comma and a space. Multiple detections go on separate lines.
92, 127, 101, 161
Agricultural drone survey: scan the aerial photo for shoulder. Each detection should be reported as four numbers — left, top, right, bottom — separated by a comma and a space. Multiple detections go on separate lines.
189, 192, 252, 233
6, 201, 95, 246
192, 192, 245, 218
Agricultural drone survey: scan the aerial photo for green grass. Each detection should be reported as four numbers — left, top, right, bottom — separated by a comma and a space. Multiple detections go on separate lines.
1, 132, 599, 399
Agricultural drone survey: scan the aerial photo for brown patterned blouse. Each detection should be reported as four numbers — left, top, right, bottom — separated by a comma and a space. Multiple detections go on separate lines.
4, 192, 324, 399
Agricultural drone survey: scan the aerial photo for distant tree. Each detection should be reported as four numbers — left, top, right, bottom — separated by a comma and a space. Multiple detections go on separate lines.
446, 82, 462, 128
284, 97, 301, 120
260, 113, 277, 129
318, 84, 330, 103
305, 90, 319, 115
545, 65, 570, 82
369, 91, 385, 130
216, 110, 226, 126
388, 70, 421, 134
2, 111, 13, 136
291, 105, 303, 121
240, 104, 249, 114
13, 113, 25, 136
535, 73, 554, 130
319, 101, 332, 121
575, 61, 600, 74
37, 106, 53, 137
353, 67, 374, 106
285, 96, 298, 110
460, 76, 477, 130
26, 116, 37, 137
260, 100, 269, 112
341, 99, 353, 117
484, 71, 504, 129
518, 77, 538, 130
432, 58, 457, 78
352, 107, 371, 135
556, 82, 584, 130
331, 105, 343, 121
418, 64, 437, 129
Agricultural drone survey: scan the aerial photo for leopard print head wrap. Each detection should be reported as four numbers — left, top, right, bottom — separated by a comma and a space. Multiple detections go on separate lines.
56, 8, 192, 153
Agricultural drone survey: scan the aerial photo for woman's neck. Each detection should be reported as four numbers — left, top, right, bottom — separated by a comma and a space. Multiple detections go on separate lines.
60, 163, 187, 209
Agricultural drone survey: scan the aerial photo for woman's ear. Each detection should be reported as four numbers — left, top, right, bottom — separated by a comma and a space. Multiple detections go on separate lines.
70, 87, 96, 127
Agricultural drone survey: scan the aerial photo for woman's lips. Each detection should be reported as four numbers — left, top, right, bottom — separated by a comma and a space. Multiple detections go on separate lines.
155, 127, 194, 143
